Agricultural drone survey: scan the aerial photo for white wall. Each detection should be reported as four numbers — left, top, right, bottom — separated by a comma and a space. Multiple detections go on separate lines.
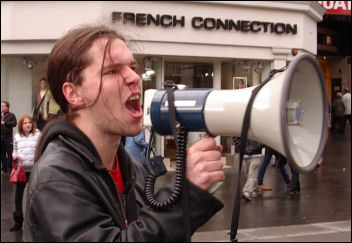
1, 56, 33, 133
2, 1, 325, 58
1, 1, 102, 40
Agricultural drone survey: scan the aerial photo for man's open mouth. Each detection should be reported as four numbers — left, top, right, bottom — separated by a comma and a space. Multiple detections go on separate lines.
125, 94, 141, 115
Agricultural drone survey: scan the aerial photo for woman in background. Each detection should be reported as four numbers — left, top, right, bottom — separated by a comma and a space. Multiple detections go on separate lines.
10, 115, 41, 231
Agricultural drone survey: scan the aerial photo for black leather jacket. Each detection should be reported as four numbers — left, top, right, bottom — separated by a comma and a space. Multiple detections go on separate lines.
23, 120, 223, 241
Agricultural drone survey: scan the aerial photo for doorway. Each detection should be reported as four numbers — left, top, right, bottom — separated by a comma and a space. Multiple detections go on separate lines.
331, 78, 342, 102
163, 62, 213, 163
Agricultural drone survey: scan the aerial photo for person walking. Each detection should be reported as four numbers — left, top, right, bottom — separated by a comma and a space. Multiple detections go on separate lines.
1, 101, 17, 173
233, 137, 264, 201
289, 163, 300, 195
330, 92, 337, 132
124, 128, 150, 163
331, 92, 345, 134
10, 115, 41, 231
257, 146, 291, 191
23, 25, 224, 241
341, 88, 351, 132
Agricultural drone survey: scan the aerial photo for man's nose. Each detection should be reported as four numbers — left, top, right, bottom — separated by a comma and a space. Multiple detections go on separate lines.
124, 67, 141, 86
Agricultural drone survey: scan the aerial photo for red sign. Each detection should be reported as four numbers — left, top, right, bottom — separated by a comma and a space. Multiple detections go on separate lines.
318, 1, 351, 15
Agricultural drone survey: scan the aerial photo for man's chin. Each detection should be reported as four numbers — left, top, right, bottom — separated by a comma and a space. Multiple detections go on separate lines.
127, 125, 143, 137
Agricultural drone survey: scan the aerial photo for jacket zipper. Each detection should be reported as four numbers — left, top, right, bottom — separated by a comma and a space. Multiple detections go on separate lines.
108, 171, 128, 228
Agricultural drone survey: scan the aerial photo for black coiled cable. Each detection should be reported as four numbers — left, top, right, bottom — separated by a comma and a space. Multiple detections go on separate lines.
144, 125, 188, 211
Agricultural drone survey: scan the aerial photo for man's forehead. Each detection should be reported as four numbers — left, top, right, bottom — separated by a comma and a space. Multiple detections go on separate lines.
91, 37, 133, 62
92, 38, 130, 54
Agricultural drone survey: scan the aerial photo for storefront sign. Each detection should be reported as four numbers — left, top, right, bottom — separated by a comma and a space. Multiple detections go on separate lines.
112, 12, 297, 35
318, 1, 351, 15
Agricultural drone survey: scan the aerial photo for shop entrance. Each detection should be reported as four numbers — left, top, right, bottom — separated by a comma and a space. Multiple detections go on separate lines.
331, 78, 342, 102
163, 62, 213, 164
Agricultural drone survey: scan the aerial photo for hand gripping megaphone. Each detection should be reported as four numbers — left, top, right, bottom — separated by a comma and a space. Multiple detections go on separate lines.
144, 53, 328, 173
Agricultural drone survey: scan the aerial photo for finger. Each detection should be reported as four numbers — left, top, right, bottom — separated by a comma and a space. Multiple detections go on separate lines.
216, 144, 223, 153
212, 169, 225, 179
194, 150, 222, 162
187, 169, 225, 190
187, 149, 222, 168
209, 170, 225, 183
197, 160, 224, 173
203, 170, 225, 189
190, 137, 217, 152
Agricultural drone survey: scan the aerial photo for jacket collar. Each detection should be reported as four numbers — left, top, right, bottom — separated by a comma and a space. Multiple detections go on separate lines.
40, 119, 103, 169
40, 119, 136, 180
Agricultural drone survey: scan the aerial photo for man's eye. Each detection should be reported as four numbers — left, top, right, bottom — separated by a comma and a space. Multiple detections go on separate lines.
105, 70, 116, 75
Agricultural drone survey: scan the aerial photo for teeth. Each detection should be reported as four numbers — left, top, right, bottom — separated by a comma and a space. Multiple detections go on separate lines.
129, 95, 140, 101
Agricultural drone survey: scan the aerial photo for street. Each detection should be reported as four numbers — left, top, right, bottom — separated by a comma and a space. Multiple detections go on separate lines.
1, 125, 350, 242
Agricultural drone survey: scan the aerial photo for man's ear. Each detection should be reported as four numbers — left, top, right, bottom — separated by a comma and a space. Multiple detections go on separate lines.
62, 82, 85, 108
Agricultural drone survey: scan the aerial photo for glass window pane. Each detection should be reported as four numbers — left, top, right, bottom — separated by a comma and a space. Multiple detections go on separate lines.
165, 62, 213, 88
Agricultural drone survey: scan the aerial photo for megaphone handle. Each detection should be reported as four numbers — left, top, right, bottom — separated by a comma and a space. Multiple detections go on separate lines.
208, 181, 223, 194
187, 132, 223, 194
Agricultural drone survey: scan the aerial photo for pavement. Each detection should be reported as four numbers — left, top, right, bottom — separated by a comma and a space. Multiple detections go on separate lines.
192, 220, 351, 242
1, 124, 351, 242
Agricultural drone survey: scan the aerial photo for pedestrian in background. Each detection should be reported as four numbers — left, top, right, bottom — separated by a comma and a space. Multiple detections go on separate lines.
331, 92, 345, 134
289, 163, 300, 195
329, 91, 337, 132
233, 137, 263, 201
341, 88, 351, 132
124, 126, 148, 165
1, 101, 17, 173
257, 146, 291, 191
10, 115, 41, 231
124, 109, 149, 165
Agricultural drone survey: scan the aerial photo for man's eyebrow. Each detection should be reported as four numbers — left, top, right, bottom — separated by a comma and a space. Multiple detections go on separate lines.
103, 59, 137, 69
102, 63, 119, 70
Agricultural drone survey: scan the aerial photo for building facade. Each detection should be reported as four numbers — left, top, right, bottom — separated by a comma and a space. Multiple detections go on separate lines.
1, 1, 327, 155
317, 1, 351, 104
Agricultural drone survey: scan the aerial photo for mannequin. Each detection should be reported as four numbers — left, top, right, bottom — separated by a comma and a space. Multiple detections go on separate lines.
35, 78, 48, 130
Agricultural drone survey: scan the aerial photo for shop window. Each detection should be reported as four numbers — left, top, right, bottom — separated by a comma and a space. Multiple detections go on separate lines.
138, 57, 156, 91
164, 62, 213, 88
135, 56, 163, 92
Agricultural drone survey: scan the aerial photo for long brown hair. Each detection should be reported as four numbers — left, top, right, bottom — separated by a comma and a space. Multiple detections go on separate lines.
34, 25, 125, 162
46, 25, 125, 121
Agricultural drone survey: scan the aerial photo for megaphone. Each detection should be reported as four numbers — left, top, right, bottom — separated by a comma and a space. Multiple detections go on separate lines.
144, 53, 328, 174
